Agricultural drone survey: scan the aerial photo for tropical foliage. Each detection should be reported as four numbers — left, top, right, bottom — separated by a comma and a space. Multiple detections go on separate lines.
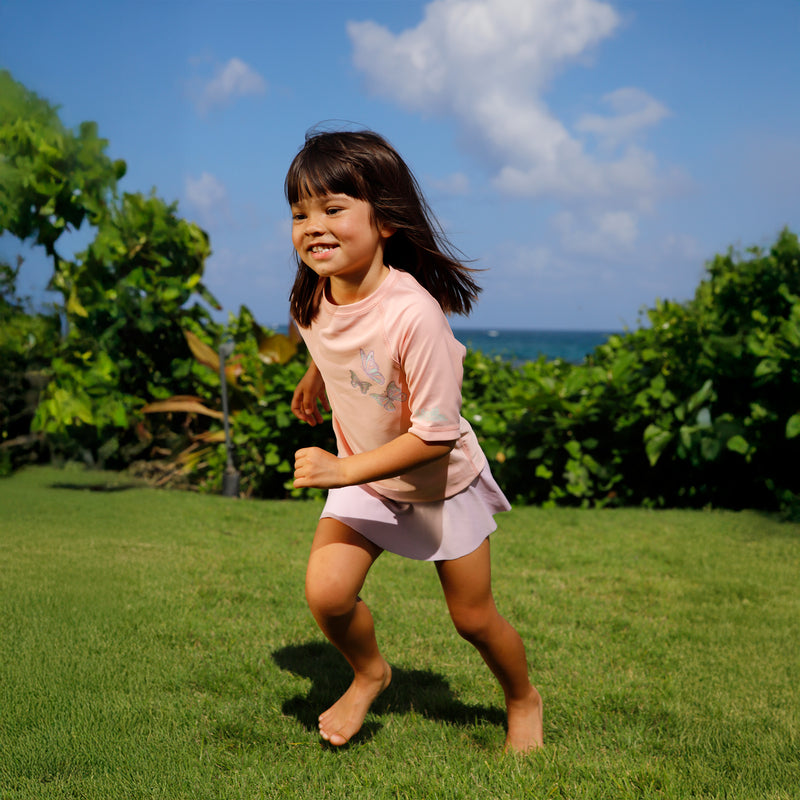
0, 259, 59, 472
1, 69, 799, 514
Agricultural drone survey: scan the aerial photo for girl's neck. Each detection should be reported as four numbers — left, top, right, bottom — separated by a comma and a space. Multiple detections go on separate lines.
325, 264, 390, 306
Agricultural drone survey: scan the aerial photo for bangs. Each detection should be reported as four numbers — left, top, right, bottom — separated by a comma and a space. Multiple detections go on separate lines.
285, 143, 369, 205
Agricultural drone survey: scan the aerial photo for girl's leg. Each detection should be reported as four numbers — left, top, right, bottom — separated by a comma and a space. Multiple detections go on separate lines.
435, 538, 543, 752
305, 517, 392, 746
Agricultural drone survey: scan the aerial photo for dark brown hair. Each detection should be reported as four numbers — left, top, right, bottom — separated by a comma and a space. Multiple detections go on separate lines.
286, 129, 481, 327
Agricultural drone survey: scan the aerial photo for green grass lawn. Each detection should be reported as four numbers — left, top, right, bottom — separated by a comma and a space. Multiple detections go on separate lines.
1, 465, 798, 799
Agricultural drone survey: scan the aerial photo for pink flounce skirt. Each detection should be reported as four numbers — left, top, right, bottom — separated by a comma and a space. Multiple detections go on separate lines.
320, 463, 511, 561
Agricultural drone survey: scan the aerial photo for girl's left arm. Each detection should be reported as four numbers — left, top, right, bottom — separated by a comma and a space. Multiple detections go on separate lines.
293, 434, 454, 490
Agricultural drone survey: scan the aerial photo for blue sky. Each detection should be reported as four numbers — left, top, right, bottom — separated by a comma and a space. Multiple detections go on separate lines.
2, 0, 798, 330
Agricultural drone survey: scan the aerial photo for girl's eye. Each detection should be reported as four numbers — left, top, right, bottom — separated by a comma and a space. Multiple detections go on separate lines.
292, 213, 306, 221
326, 207, 342, 215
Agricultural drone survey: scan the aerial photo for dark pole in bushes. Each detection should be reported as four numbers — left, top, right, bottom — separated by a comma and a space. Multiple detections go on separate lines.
218, 341, 240, 497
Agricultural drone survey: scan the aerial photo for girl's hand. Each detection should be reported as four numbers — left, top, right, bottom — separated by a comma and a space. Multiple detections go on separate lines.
293, 447, 345, 489
291, 362, 330, 426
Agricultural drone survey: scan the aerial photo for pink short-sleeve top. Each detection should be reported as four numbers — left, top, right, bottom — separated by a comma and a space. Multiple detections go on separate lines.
296, 267, 487, 503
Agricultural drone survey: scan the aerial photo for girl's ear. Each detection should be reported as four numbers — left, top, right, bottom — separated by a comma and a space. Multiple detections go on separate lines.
371, 209, 395, 239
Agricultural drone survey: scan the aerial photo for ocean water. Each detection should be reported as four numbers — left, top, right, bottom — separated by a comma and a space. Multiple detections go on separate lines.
278, 325, 618, 365
453, 328, 618, 364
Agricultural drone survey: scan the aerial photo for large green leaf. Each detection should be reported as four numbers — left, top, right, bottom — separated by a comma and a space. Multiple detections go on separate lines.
786, 413, 800, 440
644, 424, 673, 466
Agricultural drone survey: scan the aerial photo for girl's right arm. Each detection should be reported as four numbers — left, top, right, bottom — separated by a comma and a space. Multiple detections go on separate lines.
291, 360, 330, 426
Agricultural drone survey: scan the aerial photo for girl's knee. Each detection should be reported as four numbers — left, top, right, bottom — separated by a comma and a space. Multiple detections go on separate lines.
449, 605, 500, 645
304, 520, 379, 621
305, 573, 358, 619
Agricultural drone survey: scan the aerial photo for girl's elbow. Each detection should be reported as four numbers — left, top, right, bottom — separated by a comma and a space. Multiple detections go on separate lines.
407, 433, 456, 464
428, 439, 456, 458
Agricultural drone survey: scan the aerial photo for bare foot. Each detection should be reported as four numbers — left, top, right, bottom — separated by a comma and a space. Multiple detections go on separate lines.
504, 686, 544, 754
318, 661, 392, 746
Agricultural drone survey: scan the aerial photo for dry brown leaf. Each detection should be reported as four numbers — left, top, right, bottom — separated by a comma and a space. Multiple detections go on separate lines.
141, 398, 224, 420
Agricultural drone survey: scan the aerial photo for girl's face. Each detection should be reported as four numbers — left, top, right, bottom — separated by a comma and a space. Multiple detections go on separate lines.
291, 192, 393, 302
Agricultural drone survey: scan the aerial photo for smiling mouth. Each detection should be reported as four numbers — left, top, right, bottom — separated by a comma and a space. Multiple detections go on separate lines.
309, 245, 337, 254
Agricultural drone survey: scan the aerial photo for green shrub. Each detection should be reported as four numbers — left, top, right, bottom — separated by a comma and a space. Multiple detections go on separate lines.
0, 261, 60, 473
134, 306, 335, 499
31, 192, 220, 469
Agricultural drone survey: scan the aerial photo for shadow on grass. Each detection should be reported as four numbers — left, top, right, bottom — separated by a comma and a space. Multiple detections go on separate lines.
49, 481, 140, 492
273, 640, 505, 747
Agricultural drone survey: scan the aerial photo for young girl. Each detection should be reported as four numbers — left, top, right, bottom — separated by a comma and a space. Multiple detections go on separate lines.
287, 130, 543, 753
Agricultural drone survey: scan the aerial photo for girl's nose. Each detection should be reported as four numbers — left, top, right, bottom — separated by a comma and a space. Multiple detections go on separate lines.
304, 213, 326, 235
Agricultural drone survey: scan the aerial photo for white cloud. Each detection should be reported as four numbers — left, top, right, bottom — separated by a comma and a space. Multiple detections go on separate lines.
552, 209, 639, 257
192, 57, 266, 114
576, 87, 670, 150
476, 221, 706, 329
349, 0, 617, 108
348, 0, 669, 206
185, 172, 229, 226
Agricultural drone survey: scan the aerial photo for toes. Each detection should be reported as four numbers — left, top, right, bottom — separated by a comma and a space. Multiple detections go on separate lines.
319, 723, 348, 746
